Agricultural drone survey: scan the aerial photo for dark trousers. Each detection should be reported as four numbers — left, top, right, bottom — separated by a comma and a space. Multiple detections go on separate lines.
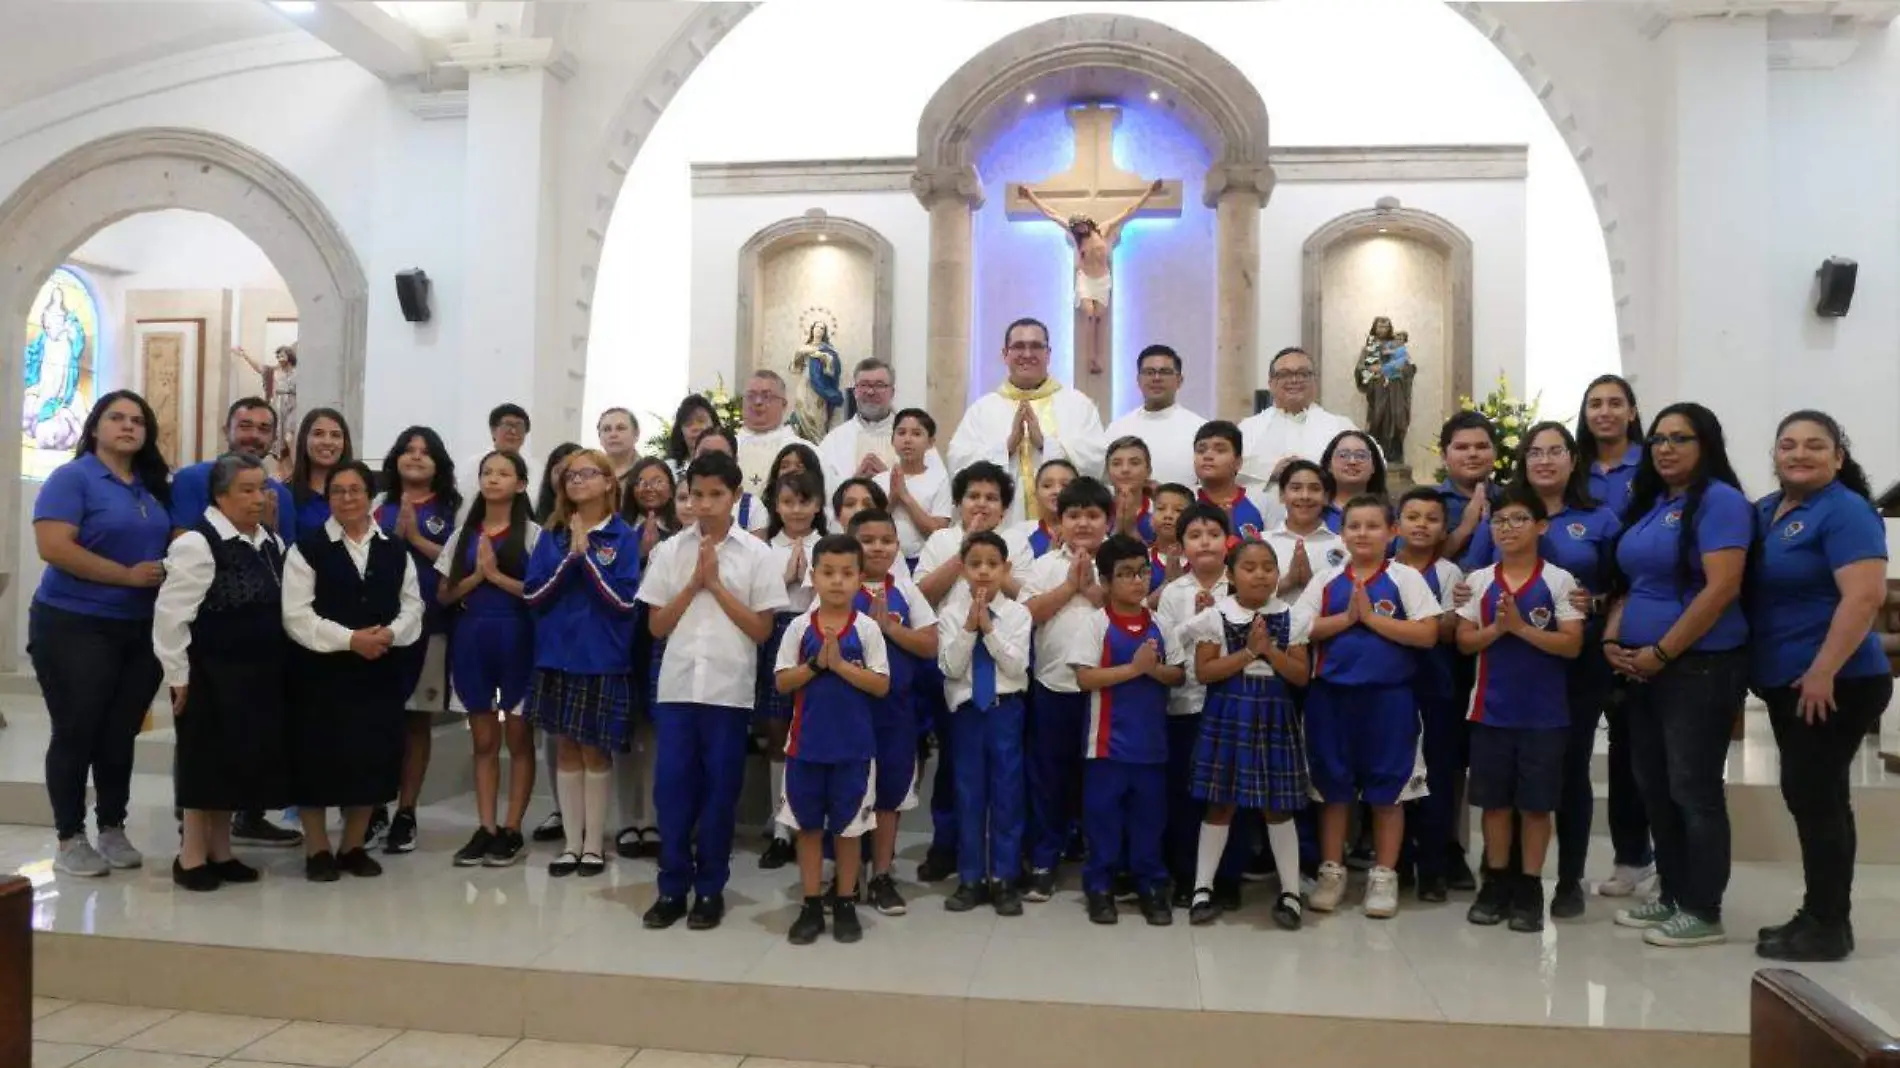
927, 724, 958, 863
953, 697, 1026, 886
29, 604, 162, 840
653, 703, 751, 900
1026, 684, 1086, 871
1553, 670, 1654, 881
1410, 693, 1467, 877
1083, 760, 1166, 895
1763, 673, 1891, 925
1626, 651, 1746, 922
1163, 714, 1205, 889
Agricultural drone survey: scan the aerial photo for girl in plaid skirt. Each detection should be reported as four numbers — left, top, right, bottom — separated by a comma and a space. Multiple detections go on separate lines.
757, 468, 827, 869
1183, 538, 1312, 930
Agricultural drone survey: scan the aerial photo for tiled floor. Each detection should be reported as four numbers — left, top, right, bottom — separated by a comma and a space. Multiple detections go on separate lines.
31, 1000, 866, 1068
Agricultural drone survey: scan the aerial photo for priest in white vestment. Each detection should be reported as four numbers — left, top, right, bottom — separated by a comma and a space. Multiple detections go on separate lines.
1103, 343, 1205, 489
1235, 346, 1357, 490
735, 369, 801, 498
945, 317, 1107, 526
816, 357, 944, 485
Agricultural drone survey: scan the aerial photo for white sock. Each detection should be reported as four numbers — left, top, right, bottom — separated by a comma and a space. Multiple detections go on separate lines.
769, 761, 792, 842
582, 769, 611, 856
555, 768, 583, 855
1267, 819, 1301, 894
1194, 821, 1231, 891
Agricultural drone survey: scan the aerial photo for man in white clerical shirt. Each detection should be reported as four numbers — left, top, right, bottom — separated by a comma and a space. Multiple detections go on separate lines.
1235, 346, 1357, 490
735, 369, 801, 499
945, 316, 1108, 526
816, 357, 945, 486
1103, 343, 1204, 489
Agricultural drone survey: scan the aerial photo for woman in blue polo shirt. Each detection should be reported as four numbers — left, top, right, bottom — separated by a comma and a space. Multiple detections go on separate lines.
1747, 411, 1888, 962
1604, 402, 1752, 949
1576, 374, 1644, 514
29, 391, 173, 877
288, 407, 354, 537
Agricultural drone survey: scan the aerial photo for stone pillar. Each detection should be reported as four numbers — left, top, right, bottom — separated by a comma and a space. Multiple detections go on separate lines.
450, 38, 572, 456
1206, 163, 1275, 424
912, 165, 985, 444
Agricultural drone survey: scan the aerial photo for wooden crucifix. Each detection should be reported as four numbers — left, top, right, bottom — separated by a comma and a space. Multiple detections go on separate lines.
1008, 104, 1183, 415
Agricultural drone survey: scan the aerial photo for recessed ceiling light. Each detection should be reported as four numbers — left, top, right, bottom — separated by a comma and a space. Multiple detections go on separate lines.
272, 1, 317, 13
817, 234, 828, 242
1024, 92, 1037, 104
1378, 227, 1389, 233
1148, 90, 1160, 101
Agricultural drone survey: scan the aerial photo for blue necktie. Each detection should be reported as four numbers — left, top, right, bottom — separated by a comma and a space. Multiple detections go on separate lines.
973, 641, 997, 711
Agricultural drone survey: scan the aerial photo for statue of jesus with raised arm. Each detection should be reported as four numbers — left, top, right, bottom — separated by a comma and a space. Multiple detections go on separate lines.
1020, 178, 1164, 382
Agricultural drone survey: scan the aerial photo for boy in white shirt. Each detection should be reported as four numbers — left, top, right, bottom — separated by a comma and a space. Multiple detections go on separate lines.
637, 452, 789, 932
871, 408, 952, 568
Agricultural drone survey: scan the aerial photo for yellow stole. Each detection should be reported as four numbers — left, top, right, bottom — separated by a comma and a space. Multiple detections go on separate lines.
997, 377, 1063, 517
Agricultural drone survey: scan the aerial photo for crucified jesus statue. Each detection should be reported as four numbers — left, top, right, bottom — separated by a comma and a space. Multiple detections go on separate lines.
1020, 177, 1165, 381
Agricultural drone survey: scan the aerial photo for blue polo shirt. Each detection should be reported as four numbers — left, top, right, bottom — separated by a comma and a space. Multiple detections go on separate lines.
1614, 481, 1754, 651
1591, 443, 1643, 517
1457, 561, 1585, 729
1301, 562, 1443, 686
1463, 503, 1622, 593
32, 453, 175, 620
1748, 479, 1889, 688
293, 491, 332, 538
169, 460, 298, 542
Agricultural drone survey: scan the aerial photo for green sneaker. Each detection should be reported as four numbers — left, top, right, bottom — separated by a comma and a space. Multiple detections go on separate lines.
1643, 910, 1726, 948
1614, 900, 1676, 930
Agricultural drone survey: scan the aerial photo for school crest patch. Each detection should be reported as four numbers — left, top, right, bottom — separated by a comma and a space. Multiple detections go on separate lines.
1566, 522, 1587, 540
1782, 521, 1805, 540
1326, 547, 1347, 567
1529, 606, 1553, 628
1662, 511, 1682, 529
1239, 523, 1262, 541
594, 545, 618, 566
425, 514, 446, 536
1373, 599, 1397, 618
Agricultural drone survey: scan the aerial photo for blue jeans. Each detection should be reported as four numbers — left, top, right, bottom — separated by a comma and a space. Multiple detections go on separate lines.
1625, 651, 1746, 921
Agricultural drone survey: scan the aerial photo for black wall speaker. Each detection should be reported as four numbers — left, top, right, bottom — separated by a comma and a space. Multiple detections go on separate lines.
1815, 257, 1857, 318
395, 268, 432, 323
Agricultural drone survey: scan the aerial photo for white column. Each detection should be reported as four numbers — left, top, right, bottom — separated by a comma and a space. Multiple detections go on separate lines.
1206, 162, 1274, 424
454, 42, 568, 458
912, 165, 985, 445
1656, 18, 1772, 483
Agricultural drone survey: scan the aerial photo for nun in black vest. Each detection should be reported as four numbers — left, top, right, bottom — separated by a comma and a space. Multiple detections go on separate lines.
281, 460, 423, 881
153, 452, 291, 891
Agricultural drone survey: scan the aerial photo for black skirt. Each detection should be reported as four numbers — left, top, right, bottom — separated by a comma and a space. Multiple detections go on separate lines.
174, 646, 292, 812
288, 648, 406, 808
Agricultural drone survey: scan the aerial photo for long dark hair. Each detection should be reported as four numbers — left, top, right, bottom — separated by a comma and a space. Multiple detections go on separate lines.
377, 425, 462, 519
1508, 421, 1598, 511
1575, 374, 1642, 454
1320, 429, 1388, 501
666, 394, 723, 466
446, 450, 533, 589
1618, 402, 1743, 596
291, 407, 353, 505
1774, 409, 1873, 500
77, 390, 172, 505
768, 442, 825, 508
767, 468, 828, 540
620, 455, 679, 535
534, 442, 582, 524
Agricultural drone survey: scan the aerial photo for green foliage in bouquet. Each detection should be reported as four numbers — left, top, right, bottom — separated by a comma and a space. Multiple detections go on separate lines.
1428, 372, 1541, 484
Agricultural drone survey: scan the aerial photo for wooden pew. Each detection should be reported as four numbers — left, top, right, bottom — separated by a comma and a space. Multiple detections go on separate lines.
0, 875, 30, 1068
1751, 968, 1900, 1068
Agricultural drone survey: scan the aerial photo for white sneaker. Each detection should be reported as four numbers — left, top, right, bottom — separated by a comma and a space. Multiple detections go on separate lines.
95, 826, 144, 869
56, 836, 110, 877
1597, 863, 1655, 898
1364, 865, 1400, 919
1309, 861, 1348, 913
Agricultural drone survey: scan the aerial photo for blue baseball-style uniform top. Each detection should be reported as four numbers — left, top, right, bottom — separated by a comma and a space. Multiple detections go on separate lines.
1071, 608, 1172, 764
1463, 503, 1622, 594
169, 461, 298, 542
1201, 487, 1267, 540
1457, 561, 1586, 729
376, 495, 455, 632
1147, 547, 1170, 595
1591, 443, 1644, 516
780, 611, 888, 763
1615, 480, 1754, 651
32, 453, 174, 620
449, 526, 537, 617
1135, 498, 1156, 545
1439, 480, 1500, 532
522, 515, 643, 673
1748, 479, 1889, 688
1027, 522, 1058, 558
1296, 561, 1443, 687
852, 580, 924, 705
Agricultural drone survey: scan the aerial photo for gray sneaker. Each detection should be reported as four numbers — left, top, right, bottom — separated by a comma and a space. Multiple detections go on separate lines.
95, 826, 144, 870
56, 836, 110, 877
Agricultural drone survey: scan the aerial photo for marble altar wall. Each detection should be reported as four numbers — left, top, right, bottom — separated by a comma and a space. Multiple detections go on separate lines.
972, 101, 1213, 418
756, 240, 874, 403
1318, 235, 1450, 476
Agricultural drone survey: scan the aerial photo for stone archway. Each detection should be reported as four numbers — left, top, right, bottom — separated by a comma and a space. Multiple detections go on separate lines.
0, 126, 367, 670
910, 13, 1275, 433
734, 210, 895, 384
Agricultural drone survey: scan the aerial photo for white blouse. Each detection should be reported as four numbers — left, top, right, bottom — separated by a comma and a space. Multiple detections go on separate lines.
152, 508, 284, 689
281, 517, 424, 654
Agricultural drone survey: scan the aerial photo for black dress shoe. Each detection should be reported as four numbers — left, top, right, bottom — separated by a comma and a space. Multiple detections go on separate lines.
615, 827, 643, 860
788, 899, 826, 944
1759, 909, 1814, 943
643, 895, 688, 929
1446, 849, 1478, 892
1139, 892, 1173, 927
305, 850, 340, 883
832, 900, 863, 943
758, 838, 795, 870
212, 858, 260, 884
1213, 877, 1242, 913
916, 851, 958, 883
991, 882, 1023, 917
577, 852, 607, 877
337, 848, 383, 878
1758, 918, 1853, 962
531, 811, 565, 843
1271, 891, 1305, 931
1550, 878, 1586, 920
945, 882, 990, 913
1189, 890, 1220, 926
688, 893, 726, 930
230, 812, 302, 848
1086, 890, 1119, 925
548, 852, 580, 878
172, 858, 221, 892
1417, 872, 1449, 903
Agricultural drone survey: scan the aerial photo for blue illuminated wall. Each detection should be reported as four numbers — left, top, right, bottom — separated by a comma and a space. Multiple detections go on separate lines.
971, 100, 1215, 418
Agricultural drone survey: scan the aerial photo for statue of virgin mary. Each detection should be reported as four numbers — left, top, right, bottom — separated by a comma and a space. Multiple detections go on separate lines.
789, 321, 845, 441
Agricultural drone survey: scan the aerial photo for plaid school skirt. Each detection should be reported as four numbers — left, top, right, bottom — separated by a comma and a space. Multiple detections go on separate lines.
1191, 674, 1309, 813
526, 669, 632, 753
755, 611, 798, 723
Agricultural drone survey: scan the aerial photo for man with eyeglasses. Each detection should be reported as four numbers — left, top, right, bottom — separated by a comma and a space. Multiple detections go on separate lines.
816, 357, 945, 487
946, 317, 1107, 525
1236, 347, 1357, 492
736, 370, 800, 498
1104, 344, 1205, 489
458, 404, 539, 517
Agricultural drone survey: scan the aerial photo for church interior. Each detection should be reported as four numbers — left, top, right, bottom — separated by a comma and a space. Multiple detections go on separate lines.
3, 2, 1900, 1067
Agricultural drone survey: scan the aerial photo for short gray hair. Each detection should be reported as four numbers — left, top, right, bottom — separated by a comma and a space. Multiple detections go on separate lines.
853, 357, 892, 382
748, 369, 788, 395
209, 451, 266, 500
